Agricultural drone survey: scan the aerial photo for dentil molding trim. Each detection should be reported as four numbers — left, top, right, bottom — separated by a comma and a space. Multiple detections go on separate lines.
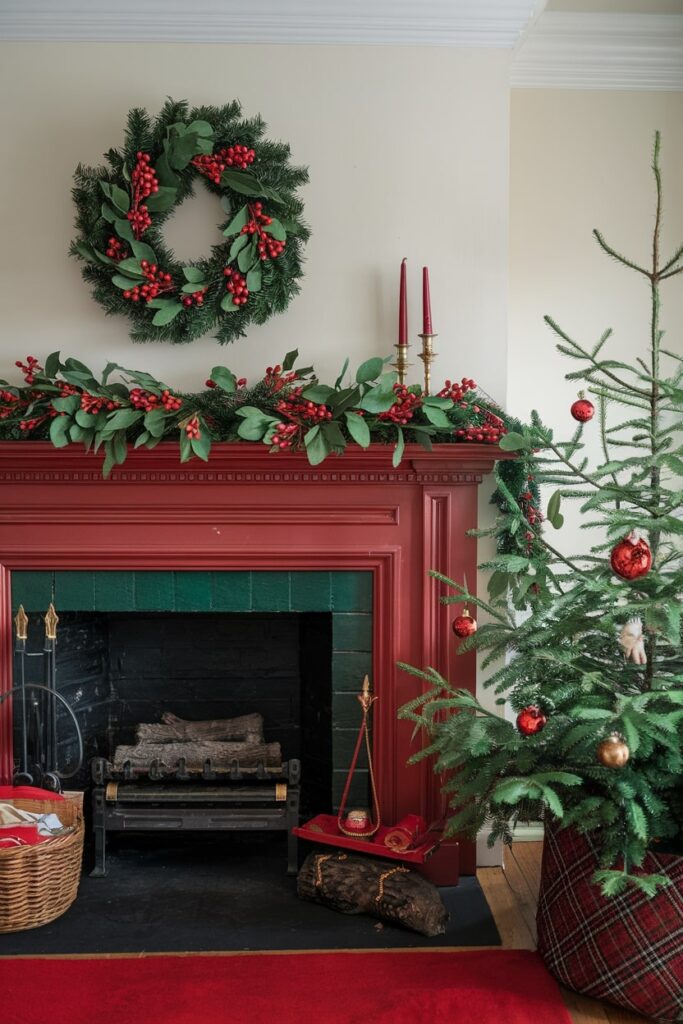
511, 12, 683, 91
0, 0, 542, 47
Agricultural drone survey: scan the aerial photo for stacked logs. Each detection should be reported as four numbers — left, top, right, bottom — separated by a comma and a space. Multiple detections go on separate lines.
112, 711, 282, 770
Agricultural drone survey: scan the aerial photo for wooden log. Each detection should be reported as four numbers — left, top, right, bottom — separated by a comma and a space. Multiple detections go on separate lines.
136, 712, 264, 744
113, 739, 282, 770
297, 851, 448, 937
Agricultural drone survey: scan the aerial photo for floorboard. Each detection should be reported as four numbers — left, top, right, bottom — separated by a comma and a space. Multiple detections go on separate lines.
477, 842, 650, 1024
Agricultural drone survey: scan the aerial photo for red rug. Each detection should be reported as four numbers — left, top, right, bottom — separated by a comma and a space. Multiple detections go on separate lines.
1, 949, 572, 1024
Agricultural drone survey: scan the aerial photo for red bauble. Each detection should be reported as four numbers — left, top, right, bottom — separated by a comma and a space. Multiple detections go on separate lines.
452, 612, 477, 638
516, 706, 547, 736
571, 397, 595, 422
610, 532, 652, 581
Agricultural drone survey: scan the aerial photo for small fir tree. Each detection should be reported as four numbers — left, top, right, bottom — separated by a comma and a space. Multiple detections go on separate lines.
399, 133, 683, 895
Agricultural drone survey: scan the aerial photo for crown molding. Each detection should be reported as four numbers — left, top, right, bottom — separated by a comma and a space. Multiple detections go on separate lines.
0, 0, 542, 47
511, 12, 683, 90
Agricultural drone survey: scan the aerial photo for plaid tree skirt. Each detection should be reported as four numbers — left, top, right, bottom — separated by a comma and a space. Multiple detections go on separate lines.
537, 824, 683, 1023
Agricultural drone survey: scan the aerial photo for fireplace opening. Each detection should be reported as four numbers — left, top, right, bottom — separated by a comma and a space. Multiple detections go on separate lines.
12, 609, 356, 865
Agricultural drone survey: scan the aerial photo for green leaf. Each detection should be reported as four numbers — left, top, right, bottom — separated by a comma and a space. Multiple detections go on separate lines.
422, 405, 451, 428
52, 395, 79, 414
49, 416, 71, 448
154, 149, 179, 188
168, 131, 204, 170
105, 408, 144, 431
209, 367, 237, 393
186, 120, 214, 138
100, 203, 117, 224
134, 430, 150, 449
99, 181, 113, 200
111, 274, 138, 290
146, 297, 177, 308
182, 266, 206, 283
220, 293, 240, 312
282, 350, 299, 372
221, 169, 263, 197
44, 351, 61, 378
304, 425, 331, 466
229, 233, 250, 258
117, 257, 145, 277
422, 396, 453, 408
181, 282, 207, 293
144, 408, 167, 438
131, 240, 157, 263
393, 426, 405, 468
110, 184, 130, 214
498, 432, 530, 451
335, 357, 350, 389
191, 432, 212, 462
246, 266, 262, 293
236, 407, 278, 441
146, 186, 177, 213
152, 302, 184, 326
359, 385, 396, 414
238, 239, 257, 273
356, 357, 384, 384
223, 204, 249, 236
263, 217, 286, 241
114, 218, 135, 244
302, 384, 334, 403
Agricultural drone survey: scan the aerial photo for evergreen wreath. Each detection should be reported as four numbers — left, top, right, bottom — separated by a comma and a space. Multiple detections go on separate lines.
70, 99, 309, 345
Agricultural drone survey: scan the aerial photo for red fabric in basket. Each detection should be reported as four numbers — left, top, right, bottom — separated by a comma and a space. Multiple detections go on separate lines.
0, 825, 50, 848
537, 822, 683, 1023
0, 786, 64, 802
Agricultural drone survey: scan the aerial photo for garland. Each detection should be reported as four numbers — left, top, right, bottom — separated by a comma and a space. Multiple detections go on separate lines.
0, 351, 540, 558
70, 100, 309, 344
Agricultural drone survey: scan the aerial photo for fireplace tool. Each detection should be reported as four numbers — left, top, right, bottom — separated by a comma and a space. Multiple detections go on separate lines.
4, 603, 83, 791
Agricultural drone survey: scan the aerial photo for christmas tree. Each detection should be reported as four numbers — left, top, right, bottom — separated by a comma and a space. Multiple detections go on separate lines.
399, 133, 683, 896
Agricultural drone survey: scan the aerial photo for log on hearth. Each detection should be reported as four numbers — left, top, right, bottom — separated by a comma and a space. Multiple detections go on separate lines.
112, 739, 282, 771
136, 712, 265, 744
297, 851, 448, 937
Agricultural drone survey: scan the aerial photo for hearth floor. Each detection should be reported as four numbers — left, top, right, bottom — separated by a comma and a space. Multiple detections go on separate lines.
0, 834, 500, 954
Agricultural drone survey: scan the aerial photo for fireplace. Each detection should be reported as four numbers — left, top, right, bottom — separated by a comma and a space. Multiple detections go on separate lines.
0, 441, 504, 875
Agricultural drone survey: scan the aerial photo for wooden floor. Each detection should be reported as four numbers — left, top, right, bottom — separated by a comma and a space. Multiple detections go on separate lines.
477, 842, 650, 1024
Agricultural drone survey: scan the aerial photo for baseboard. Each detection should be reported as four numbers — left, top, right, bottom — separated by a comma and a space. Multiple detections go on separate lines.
476, 822, 545, 866
512, 822, 545, 842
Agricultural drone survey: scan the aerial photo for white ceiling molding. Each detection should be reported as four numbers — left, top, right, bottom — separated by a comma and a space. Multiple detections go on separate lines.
511, 12, 683, 90
0, 0, 543, 47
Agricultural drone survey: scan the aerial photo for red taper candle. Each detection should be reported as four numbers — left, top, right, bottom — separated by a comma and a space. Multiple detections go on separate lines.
398, 258, 408, 345
422, 266, 433, 334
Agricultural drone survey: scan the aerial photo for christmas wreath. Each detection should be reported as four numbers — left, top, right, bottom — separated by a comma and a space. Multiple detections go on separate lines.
70, 99, 309, 344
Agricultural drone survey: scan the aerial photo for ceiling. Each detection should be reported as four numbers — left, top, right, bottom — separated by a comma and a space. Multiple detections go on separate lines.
0, 0, 681, 89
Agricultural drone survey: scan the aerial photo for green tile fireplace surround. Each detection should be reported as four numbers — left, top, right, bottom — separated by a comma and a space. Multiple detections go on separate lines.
11, 569, 372, 806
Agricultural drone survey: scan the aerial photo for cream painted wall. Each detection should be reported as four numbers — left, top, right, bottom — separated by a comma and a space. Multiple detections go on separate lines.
509, 90, 683, 556
0, 43, 510, 402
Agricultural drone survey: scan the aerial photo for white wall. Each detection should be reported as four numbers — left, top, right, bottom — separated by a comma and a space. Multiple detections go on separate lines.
509, 89, 683, 555
0, 43, 510, 402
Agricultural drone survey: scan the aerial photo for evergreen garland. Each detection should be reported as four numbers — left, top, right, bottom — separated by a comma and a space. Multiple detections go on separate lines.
70, 99, 309, 344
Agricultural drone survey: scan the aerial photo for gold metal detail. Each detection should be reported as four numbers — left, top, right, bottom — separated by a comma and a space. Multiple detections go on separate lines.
418, 332, 438, 396
44, 603, 59, 640
315, 852, 347, 890
375, 865, 409, 904
275, 783, 287, 802
392, 343, 412, 386
357, 675, 377, 713
105, 782, 119, 801
14, 605, 28, 641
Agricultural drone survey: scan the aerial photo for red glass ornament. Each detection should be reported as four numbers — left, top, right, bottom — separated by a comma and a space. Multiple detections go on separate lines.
516, 705, 547, 736
452, 612, 477, 638
571, 397, 595, 422
610, 532, 652, 581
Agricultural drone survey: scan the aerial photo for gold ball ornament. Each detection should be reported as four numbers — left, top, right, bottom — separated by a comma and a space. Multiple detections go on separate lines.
597, 733, 630, 769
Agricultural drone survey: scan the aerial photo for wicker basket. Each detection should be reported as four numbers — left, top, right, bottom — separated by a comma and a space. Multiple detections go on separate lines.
0, 791, 84, 933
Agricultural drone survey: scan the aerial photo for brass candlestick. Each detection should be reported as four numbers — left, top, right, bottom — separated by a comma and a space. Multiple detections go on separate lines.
392, 342, 411, 385
418, 332, 438, 395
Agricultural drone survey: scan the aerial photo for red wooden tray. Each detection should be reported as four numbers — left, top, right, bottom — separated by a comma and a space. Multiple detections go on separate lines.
292, 814, 441, 864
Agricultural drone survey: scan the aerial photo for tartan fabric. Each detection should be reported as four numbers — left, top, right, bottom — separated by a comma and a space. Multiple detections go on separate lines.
537, 823, 683, 1022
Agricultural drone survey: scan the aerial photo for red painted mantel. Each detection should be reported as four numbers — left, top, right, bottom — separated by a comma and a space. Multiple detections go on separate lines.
0, 441, 506, 873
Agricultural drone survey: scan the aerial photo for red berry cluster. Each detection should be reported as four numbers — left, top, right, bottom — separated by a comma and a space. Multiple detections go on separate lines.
182, 288, 208, 309
271, 422, 298, 450
264, 364, 297, 394
240, 203, 285, 261
105, 237, 128, 262
80, 393, 120, 415
378, 384, 422, 425
127, 152, 159, 239
20, 411, 57, 432
438, 377, 477, 402
56, 381, 79, 397
519, 478, 543, 529
184, 415, 201, 439
0, 389, 20, 419
224, 267, 248, 306
192, 145, 256, 184
129, 388, 182, 413
15, 356, 42, 385
455, 409, 507, 444
275, 387, 332, 425
123, 261, 174, 303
